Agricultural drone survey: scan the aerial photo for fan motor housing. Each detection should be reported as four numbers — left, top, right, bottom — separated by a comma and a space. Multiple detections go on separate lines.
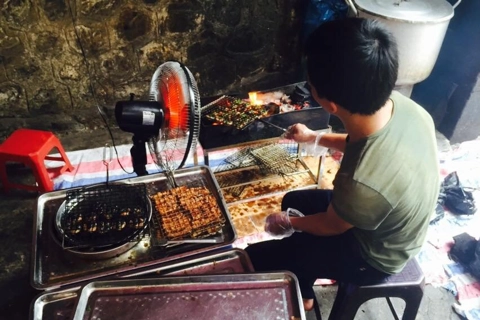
115, 101, 164, 136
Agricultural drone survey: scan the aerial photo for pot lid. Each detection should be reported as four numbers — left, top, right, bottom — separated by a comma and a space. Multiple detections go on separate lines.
354, 0, 455, 23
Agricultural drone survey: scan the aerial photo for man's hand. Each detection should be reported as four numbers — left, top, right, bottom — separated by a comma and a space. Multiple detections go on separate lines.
264, 212, 293, 237
284, 123, 317, 143
289, 204, 353, 236
285, 123, 348, 153
264, 208, 304, 238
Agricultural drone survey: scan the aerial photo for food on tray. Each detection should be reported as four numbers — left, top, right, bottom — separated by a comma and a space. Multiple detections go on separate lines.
151, 186, 225, 239
158, 211, 192, 238
63, 204, 147, 237
203, 98, 268, 130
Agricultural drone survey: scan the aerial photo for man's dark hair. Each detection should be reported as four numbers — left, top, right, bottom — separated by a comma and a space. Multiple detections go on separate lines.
306, 18, 398, 115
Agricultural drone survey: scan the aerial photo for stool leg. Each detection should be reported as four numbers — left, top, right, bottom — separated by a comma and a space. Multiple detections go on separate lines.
401, 288, 423, 320
0, 160, 10, 193
329, 284, 348, 320
313, 294, 323, 320
57, 145, 73, 173
30, 158, 54, 192
329, 284, 365, 320
50, 140, 73, 173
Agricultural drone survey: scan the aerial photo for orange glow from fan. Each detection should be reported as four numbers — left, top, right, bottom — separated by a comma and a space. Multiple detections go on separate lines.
161, 75, 189, 130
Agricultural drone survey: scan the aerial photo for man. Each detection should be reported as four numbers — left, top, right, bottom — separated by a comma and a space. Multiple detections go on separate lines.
245, 17, 440, 311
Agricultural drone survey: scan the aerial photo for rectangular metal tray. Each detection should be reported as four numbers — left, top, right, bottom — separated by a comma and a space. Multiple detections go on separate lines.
31, 165, 236, 290
72, 272, 305, 320
199, 107, 330, 150
199, 81, 330, 151
31, 249, 253, 320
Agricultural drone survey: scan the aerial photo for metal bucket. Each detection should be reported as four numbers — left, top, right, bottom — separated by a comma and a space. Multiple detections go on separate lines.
346, 0, 461, 86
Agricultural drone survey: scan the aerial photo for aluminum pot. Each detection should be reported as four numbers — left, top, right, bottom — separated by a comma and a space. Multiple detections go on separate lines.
345, 0, 461, 86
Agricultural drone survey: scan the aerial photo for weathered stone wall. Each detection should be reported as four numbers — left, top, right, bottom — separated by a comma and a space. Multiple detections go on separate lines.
0, 0, 304, 139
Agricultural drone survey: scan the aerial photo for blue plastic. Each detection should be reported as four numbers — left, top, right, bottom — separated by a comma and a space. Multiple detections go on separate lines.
303, 0, 348, 44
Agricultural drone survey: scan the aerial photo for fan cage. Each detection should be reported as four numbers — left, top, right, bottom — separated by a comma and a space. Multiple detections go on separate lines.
148, 61, 201, 172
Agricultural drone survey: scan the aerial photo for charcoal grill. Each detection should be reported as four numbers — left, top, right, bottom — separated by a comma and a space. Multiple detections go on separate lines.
199, 82, 330, 152
201, 95, 269, 131
56, 184, 151, 251
32, 166, 236, 291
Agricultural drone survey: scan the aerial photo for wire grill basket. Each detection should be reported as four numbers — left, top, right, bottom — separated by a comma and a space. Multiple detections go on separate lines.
150, 185, 226, 245
215, 142, 298, 175
58, 184, 151, 248
213, 142, 299, 198
250, 144, 298, 175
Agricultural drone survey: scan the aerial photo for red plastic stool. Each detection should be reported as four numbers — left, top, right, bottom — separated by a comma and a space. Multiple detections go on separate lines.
0, 129, 73, 193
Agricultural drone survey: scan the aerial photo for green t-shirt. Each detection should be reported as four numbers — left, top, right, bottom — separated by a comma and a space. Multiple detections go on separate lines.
332, 91, 440, 274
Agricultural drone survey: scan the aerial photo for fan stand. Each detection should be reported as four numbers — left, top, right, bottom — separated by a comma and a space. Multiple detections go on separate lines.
130, 134, 151, 176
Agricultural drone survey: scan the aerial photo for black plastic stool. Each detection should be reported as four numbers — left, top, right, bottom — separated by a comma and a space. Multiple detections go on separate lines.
313, 258, 425, 320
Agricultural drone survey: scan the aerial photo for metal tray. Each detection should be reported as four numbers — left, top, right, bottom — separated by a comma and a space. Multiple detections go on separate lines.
31, 286, 81, 320
148, 185, 227, 246
120, 247, 254, 278
199, 81, 330, 151
72, 272, 305, 320
199, 107, 330, 150
31, 165, 236, 290
31, 249, 253, 320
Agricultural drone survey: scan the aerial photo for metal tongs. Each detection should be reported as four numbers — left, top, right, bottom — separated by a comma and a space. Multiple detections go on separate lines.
258, 118, 288, 134
153, 235, 224, 246
103, 143, 113, 186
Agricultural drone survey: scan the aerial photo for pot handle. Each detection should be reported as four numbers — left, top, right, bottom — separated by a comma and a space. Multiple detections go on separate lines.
452, 0, 461, 9
345, 0, 358, 16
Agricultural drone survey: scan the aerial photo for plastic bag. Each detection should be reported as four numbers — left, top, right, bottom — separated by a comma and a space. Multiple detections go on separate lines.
264, 208, 305, 239
303, 132, 328, 157
442, 171, 476, 215
469, 242, 480, 280
449, 232, 478, 265
449, 233, 480, 281
429, 202, 445, 225
303, 0, 348, 44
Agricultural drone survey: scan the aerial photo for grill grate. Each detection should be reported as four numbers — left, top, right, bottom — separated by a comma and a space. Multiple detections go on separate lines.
60, 184, 150, 248
250, 144, 298, 175
214, 142, 298, 175
201, 95, 268, 130
213, 142, 299, 198
150, 185, 226, 244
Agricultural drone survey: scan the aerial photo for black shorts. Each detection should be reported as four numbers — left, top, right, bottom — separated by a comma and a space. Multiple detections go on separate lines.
245, 189, 390, 299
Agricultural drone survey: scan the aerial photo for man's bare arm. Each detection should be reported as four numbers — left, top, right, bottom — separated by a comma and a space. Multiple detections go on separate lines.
319, 133, 348, 153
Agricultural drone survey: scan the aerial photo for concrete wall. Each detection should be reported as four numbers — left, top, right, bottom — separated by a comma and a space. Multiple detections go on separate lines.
0, 0, 305, 139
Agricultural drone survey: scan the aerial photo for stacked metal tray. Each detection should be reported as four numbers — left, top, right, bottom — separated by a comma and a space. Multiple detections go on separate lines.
31, 249, 254, 320
32, 166, 236, 290
72, 272, 305, 320
31, 165, 309, 320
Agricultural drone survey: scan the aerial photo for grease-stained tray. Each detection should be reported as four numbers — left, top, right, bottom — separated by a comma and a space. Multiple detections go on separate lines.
31, 249, 253, 320
72, 272, 305, 320
32, 165, 236, 290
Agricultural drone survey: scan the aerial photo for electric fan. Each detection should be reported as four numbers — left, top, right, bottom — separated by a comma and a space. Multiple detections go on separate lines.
115, 61, 201, 186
